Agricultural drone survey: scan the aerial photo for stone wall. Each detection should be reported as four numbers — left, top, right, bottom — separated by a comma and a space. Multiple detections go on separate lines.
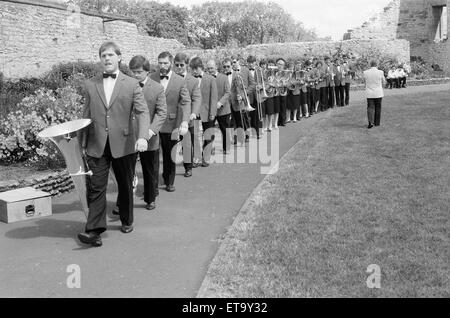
345, 0, 450, 72
185, 39, 411, 64
0, 0, 184, 79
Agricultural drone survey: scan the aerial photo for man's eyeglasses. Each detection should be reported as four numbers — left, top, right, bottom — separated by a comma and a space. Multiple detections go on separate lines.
174, 63, 185, 67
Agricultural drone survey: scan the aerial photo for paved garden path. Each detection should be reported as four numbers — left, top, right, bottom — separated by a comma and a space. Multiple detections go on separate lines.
0, 83, 448, 297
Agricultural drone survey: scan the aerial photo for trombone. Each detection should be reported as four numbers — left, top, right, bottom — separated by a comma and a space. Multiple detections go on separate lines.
235, 72, 254, 132
255, 67, 269, 121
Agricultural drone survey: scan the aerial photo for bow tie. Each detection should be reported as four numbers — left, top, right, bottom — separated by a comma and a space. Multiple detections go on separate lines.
103, 73, 117, 79
249, 68, 255, 71
194, 74, 203, 79
139, 82, 145, 88
226, 72, 232, 76
212, 74, 217, 78
160, 75, 169, 80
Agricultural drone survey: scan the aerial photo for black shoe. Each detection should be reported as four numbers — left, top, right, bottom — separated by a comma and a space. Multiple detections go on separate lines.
192, 162, 201, 168
78, 232, 102, 247
155, 188, 159, 197
202, 160, 209, 167
121, 225, 133, 234
166, 185, 175, 192
368, 124, 373, 129
112, 207, 119, 216
146, 202, 156, 210
184, 170, 192, 177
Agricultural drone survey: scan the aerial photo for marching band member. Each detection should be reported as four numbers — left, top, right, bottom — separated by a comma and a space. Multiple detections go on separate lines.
342, 54, 353, 105
265, 59, 277, 131
275, 58, 288, 127
128, 55, 167, 211
305, 60, 316, 117
207, 59, 232, 154
258, 59, 269, 131
78, 42, 150, 246
324, 56, 336, 109
173, 53, 202, 177
190, 57, 218, 167
150, 51, 191, 193
286, 62, 299, 123
230, 56, 255, 145
298, 63, 309, 119
334, 58, 345, 107
317, 60, 327, 112
247, 55, 263, 139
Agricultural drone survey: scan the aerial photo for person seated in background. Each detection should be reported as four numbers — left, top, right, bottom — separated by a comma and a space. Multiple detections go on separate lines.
386, 66, 398, 89
397, 65, 408, 88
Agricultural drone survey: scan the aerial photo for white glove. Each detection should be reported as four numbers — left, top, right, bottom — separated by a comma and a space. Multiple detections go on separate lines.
217, 102, 223, 109
135, 138, 148, 152
179, 121, 189, 136
149, 129, 156, 137
189, 113, 197, 121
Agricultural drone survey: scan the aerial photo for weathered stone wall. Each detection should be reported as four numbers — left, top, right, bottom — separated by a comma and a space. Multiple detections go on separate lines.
345, 0, 450, 72
185, 39, 410, 64
0, 0, 184, 79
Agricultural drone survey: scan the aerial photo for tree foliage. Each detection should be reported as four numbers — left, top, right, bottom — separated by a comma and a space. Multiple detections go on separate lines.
72, 0, 318, 48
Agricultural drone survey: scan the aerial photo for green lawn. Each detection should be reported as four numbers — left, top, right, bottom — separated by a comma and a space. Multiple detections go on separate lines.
198, 90, 450, 297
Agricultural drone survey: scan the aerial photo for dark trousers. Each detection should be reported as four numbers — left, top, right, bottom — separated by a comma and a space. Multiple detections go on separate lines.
182, 126, 195, 171
367, 98, 382, 126
328, 85, 335, 108
250, 100, 262, 137
202, 120, 215, 162
307, 88, 315, 114
86, 139, 136, 233
139, 149, 159, 204
399, 77, 406, 87
334, 85, 345, 106
231, 109, 250, 143
344, 83, 350, 105
217, 113, 231, 152
159, 132, 178, 187
319, 87, 328, 111
277, 95, 287, 125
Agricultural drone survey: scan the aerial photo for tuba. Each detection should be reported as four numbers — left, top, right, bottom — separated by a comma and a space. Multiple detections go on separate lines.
37, 119, 92, 218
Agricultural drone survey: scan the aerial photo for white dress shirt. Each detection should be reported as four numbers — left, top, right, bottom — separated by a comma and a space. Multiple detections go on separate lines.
103, 70, 120, 106
160, 70, 172, 92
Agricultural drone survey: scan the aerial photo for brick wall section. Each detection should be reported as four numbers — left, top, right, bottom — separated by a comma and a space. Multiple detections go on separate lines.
345, 0, 450, 72
0, 0, 184, 79
185, 39, 411, 63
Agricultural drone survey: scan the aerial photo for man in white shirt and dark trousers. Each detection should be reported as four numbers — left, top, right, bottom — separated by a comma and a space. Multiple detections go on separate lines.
363, 60, 386, 129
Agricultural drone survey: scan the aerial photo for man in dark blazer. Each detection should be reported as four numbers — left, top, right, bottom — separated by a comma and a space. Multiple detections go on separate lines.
173, 52, 202, 177
333, 58, 345, 107
78, 41, 150, 247
324, 56, 336, 109
150, 51, 190, 193
190, 56, 218, 166
230, 57, 255, 145
207, 59, 231, 154
129, 55, 167, 210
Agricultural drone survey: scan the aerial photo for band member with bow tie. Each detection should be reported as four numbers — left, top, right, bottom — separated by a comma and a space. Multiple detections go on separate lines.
264, 59, 276, 131
247, 55, 263, 139
333, 58, 345, 107
275, 58, 287, 127
207, 59, 232, 154
150, 52, 190, 193
230, 56, 255, 145
316, 60, 328, 112
78, 42, 150, 246
173, 53, 202, 178
342, 55, 353, 105
190, 57, 218, 166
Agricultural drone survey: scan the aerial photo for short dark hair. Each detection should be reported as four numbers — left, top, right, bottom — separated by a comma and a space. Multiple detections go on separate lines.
276, 58, 286, 65
316, 61, 323, 67
259, 59, 267, 67
222, 57, 232, 65
324, 56, 331, 61
99, 41, 121, 57
189, 56, 204, 70
247, 55, 257, 63
174, 52, 190, 64
158, 51, 173, 62
370, 60, 378, 67
129, 55, 151, 71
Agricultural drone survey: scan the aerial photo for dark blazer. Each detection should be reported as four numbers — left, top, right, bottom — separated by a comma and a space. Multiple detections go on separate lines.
141, 77, 167, 151
184, 73, 202, 126
81, 72, 150, 158
215, 73, 231, 116
230, 67, 256, 112
150, 72, 190, 134
199, 73, 218, 122
323, 64, 335, 87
